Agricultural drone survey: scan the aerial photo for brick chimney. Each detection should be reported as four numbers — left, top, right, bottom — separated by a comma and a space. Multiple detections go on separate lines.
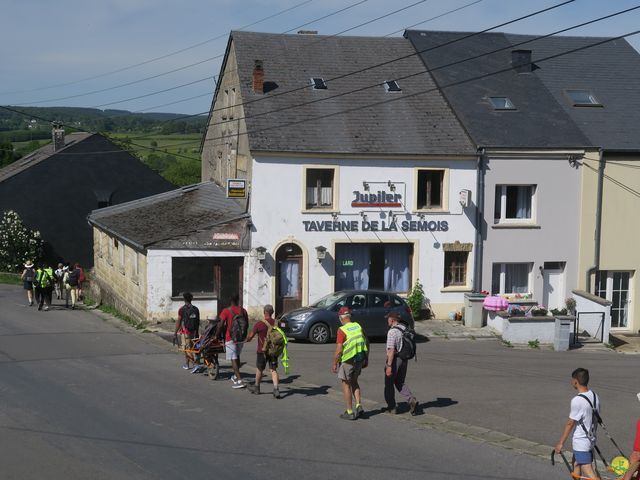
51, 121, 65, 151
252, 60, 264, 94
511, 49, 533, 73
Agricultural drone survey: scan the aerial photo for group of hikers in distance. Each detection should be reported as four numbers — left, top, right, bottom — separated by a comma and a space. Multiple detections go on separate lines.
20, 260, 85, 311
173, 293, 419, 419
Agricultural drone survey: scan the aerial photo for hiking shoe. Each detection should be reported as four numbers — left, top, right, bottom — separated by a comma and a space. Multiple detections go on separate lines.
384, 405, 398, 414
339, 411, 356, 420
43, 306, 49, 311
181, 364, 190, 370
232, 380, 246, 389
355, 404, 364, 418
273, 388, 281, 399
190, 365, 202, 374
28, 301, 33, 306
248, 384, 261, 394
231, 375, 238, 382
409, 398, 418, 416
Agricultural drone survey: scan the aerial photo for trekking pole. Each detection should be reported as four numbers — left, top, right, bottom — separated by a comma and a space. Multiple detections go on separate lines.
596, 411, 627, 458
551, 450, 595, 480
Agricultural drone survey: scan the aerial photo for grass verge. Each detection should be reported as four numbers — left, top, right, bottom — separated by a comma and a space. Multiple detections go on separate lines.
0, 272, 22, 285
87, 298, 148, 331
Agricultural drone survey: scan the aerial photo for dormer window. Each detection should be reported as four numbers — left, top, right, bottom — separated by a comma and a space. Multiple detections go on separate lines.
311, 78, 327, 90
384, 80, 401, 93
565, 89, 601, 107
489, 97, 516, 110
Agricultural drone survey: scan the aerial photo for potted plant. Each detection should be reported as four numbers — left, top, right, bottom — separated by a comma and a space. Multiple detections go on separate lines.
407, 280, 426, 321
531, 305, 549, 317
565, 297, 577, 316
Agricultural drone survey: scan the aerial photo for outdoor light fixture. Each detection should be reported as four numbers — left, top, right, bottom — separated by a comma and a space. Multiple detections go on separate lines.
256, 246, 267, 263
285, 243, 294, 253
315, 245, 327, 263
360, 211, 368, 222
331, 212, 339, 220
387, 180, 396, 191
363, 181, 370, 191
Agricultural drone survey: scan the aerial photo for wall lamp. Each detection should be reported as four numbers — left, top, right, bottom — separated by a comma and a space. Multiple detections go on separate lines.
363, 181, 370, 191
315, 245, 327, 263
256, 246, 267, 271
387, 180, 396, 191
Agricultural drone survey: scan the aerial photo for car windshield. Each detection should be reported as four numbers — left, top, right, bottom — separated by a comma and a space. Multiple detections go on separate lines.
312, 292, 344, 309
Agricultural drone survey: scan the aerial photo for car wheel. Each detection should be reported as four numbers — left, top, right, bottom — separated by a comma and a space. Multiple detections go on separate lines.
309, 323, 330, 344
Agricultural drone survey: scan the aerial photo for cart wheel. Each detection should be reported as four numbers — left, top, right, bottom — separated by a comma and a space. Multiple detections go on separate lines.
208, 361, 219, 380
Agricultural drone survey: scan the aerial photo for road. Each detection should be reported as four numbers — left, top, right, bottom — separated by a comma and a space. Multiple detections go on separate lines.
0, 285, 630, 479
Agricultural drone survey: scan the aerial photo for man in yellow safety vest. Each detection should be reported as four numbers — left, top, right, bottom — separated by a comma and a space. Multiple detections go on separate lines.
331, 306, 368, 420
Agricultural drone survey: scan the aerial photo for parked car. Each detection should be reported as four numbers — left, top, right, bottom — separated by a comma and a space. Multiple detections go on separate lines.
278, 290, 413, 344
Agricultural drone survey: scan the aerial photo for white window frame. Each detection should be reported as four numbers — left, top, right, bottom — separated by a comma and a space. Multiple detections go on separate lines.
595, 270, 633, 329
302, 165, 339, 213
492, 262, 533, 295
494, 184, 537, 225
414, 167, 450, 212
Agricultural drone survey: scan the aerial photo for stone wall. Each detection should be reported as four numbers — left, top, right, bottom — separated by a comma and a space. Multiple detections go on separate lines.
91, 227, 148, 322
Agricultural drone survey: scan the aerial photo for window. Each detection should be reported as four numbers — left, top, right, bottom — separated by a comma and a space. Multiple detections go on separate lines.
489, 97, 516, 110
172, 257, 217, 297
310, 77, 327, 90
491, 263, 531, 295
417, 169, 445, 210
118, 241, 125, 274
305, 168, 334, 209
384, 80, 401, 93
566, 90, 601, 107
107, 237, 114, 265
132, 251, 140, 283
444, 251, 468, 287
335, 243, 413, 293
494, 185, 535, 223
229, 88, 236, 119
368, 293, 390, 309
594, 270, 632, 328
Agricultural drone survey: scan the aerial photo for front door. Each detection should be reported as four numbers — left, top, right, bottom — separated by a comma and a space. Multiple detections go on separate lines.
542, 263, 565, 310
276, 244, 303, 316
595, 270, 632, 329
214, 258, 244, 315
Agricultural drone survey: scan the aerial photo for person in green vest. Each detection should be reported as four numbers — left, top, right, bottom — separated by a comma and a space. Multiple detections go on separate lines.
34, 262, 54, 311
331, 306, 368, 420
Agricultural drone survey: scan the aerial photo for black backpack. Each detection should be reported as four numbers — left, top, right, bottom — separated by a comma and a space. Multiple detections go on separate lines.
67, 269, 79, 287
394, 325, 417, 361
229, 307, 248, 343
182, 304, 199, 332
24, 267, 34, 282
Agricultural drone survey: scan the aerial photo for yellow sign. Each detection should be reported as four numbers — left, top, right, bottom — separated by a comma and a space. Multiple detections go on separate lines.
227, 179, 246, 198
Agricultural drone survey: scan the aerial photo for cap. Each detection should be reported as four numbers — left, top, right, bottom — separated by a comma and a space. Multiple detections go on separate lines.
385, 311, 401, 320
338, 307, 351, 316
24, 261, 34, 268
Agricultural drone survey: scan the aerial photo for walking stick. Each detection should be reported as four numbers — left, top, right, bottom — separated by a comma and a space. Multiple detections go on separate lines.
551, 450, 597, 480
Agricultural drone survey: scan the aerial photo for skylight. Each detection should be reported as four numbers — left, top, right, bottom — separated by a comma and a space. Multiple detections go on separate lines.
310, 77, 327, 90
489, 97, 516, 110
384, 80, 402, 93
565, 89, 601, 107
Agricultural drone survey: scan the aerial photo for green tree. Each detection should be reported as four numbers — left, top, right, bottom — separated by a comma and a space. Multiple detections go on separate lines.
406, 280, 426, 321
0, 211, 44, 272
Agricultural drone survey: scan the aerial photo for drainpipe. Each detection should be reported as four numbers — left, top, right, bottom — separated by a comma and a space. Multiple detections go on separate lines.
473, 148, 486, 292
585, 148, 604, 292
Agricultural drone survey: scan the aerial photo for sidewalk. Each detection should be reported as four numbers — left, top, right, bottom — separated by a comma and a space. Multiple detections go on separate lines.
414, 318, 497, 340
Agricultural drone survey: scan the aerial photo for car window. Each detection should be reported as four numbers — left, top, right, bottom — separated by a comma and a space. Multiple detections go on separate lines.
348, 294, 367, 310
391, 295, 404, 307
331, 296, 348, 311
368, 293, 390, 309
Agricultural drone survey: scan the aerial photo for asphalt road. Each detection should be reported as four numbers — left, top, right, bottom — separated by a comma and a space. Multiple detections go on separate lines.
0, 284, 566, 480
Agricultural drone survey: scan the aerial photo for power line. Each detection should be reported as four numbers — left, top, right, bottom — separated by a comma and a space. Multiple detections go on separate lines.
0, 0, 315, 97
283, 0, 369, 33
583, 161, 640, 199
383, 0, 483, 37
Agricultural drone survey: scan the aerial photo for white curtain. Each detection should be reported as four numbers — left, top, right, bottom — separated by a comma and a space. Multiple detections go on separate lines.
280, 260, 300, 297
516, 186, 531, 219
505, 264, 529, 293
335, 244, 370, 290
384, 244, 410, 292
320, 187, 332, 206
306, 187, 317, 206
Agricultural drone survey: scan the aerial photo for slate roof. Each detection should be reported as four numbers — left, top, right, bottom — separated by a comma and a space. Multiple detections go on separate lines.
405, 30, 592, 149
225, 31, 475, 156
0, 132, 92, 183
502, 33, 640, 151
88, 182, 248, 250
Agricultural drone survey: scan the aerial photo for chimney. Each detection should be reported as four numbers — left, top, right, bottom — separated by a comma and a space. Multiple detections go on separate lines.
252, 60, 264, 94
51, 121, 65, 151
511, 49, 533, 73
297, 30, 318, 35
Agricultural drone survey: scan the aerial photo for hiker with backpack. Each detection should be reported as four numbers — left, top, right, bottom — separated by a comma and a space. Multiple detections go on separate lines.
246, 304, 286, 399
21, 260, 36, 306
64, 263, 81, 309
54, 263, 64, 300
332, 307, 368, 420
34, 262, 54, 311
215, 294, 249, 389
555, 368, 602, 480
384, 311, 418, 416
174, 292, 201, 371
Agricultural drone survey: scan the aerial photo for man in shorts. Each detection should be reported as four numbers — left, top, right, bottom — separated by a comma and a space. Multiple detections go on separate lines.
216, 294, 248, 389
246, 304, 281, 398
21, 260, 35, 306
555, 368, 601, 480
331, 307, 368, 420
173, 292, 200, 370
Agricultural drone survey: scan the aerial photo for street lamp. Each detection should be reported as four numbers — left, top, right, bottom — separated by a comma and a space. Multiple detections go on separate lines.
315, 245, 327, 263
256, 246, 267, 271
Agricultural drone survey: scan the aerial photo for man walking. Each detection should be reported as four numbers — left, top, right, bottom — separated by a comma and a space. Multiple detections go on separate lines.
216, 294, 248, 389
64, 263, 80, 309
246, 304, 282, 398
331, 307, 367, 420
173, 292, 200, 371
384, 311, 418, 415
34, 262, 54, 311
555, 368, 601, 480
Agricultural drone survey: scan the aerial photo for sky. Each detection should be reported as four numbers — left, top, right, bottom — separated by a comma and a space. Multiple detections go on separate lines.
1, 0, 639, 115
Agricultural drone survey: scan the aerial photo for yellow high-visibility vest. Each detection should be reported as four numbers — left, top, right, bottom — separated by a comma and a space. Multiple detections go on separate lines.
339, 322, 367, 363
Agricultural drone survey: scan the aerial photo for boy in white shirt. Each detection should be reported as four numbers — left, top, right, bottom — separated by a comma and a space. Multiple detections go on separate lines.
555, 368, 601, 480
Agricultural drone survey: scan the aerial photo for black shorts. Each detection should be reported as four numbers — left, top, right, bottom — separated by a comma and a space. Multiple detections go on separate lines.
256, 352, 278, 371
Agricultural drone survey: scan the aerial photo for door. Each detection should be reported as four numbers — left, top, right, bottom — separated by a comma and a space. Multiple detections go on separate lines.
276, 244, 303, 316
542, 263, 565, 310
595, 270, 632, 329
214, 258, 244, 315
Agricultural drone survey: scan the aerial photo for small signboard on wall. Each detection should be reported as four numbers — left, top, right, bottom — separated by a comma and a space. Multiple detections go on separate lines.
227, 179, 246, 198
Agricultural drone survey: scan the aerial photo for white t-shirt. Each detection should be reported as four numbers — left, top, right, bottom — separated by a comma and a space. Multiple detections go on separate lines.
570, 390, 599, 452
